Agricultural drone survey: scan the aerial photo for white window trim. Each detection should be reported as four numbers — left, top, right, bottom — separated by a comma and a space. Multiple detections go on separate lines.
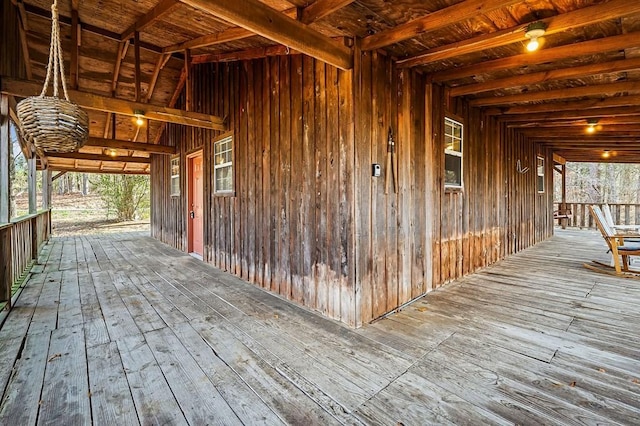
213, 134, 234, 195
444, 117, 463, 189
170, 156, 180, 197
537, 156, 545, 194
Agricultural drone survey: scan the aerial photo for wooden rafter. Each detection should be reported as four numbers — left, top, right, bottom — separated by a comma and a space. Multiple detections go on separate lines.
15, 0, 33, 80
45, 152, 152, 163
361, 0, 521, 51
507, 116, 640, 128
22, 2, 163, 53
451, 57, 640, 97
192, 45, 300, 64
398, 0, 640, 68
488, 95, 640, 115
432, 32, 640, 82
44, 166, 149, 175
469, 81, 640, 107
498, 107, 640, 123
179, 0, 353, 70
1, 77, 225, 130
163, 27, 254, 54
70, 5, 80, 89
146, 53, 167, 103
121, 0, 179, 41
84, 137, 176, 154
298, 0, 355, 24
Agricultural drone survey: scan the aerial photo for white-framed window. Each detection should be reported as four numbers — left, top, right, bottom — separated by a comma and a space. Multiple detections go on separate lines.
537, 156, 545, 193
444, 117, 463, 188
170, 156, 180, 196
214, 134, 234, 194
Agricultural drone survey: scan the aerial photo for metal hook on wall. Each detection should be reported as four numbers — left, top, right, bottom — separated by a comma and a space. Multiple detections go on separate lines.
516, 159, 530, 174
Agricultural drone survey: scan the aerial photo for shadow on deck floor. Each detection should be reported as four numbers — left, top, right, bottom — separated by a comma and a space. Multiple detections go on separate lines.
0, 229, 639, 424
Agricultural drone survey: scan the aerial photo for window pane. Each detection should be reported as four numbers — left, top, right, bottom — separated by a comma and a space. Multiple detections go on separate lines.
445, 154, 462, 187
214, 136, 233, 194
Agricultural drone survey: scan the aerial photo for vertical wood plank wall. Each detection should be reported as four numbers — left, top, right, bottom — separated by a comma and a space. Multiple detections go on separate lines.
0, 1, 26, 79
150, 52, 554, 327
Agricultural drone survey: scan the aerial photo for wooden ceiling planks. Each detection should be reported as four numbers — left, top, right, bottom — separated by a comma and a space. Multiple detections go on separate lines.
10, 0, 640, 169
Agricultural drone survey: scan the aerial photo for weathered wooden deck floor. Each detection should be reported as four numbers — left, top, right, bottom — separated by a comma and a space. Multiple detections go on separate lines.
1, 229, 639, 425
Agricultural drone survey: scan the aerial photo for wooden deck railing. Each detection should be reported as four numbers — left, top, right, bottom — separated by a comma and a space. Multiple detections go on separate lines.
553, 202, 640, 229
0, 209, 51, 307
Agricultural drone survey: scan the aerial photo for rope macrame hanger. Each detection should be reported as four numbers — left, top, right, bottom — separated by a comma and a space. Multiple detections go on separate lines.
40, 0, 70, 101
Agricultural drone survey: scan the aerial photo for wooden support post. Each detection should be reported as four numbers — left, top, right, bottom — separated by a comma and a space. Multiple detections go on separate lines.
42, 169, 51, 210
561, 164, 567, 229
27, 156, 36, 214
134, 31, 142, 103
0, 94, 9, 224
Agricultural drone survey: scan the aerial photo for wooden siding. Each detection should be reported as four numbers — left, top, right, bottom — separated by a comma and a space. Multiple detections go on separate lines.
151, 52, 555, 327
152, 57, 357, 324
0, 0, 27, 80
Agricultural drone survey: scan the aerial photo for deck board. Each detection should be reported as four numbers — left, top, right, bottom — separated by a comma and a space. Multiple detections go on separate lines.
1, 228, 640, 425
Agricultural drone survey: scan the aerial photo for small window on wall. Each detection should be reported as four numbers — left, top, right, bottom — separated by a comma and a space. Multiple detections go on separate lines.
214, 134, 234, 195
444, 117, 463, 188
170, 156, 180, 196
537, 156, 545, 193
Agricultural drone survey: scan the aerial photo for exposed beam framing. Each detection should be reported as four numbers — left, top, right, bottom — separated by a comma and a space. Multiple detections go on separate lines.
84, 137, 176, 154
163, 27, 253, 54
1, 77, 226, 130
70, 7, 80, 89
146, 53, 167, 103
134, 31, 142, 102
51, 171, 67, 182
16, 0, 33, 80
45, 166, 149, 175
398, 0, 640, 68
498, 107, 640, 123
22, 3, 163, 53
46, 152, 152, 163
489, 95, 640, 115
121, 0, 179, 41
432, 32, 640, 82
179, 0, 353, 70
507, 116, 640, 128
191, 45, 300, 64
299, 0, 355, 24
469, 81, 640, 107
451, 57, 640, 97
361, 0, 520, 51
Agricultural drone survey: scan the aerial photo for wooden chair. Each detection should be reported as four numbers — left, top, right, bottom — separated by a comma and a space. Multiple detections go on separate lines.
585, 204, 640, 276
602, 203, 640, 234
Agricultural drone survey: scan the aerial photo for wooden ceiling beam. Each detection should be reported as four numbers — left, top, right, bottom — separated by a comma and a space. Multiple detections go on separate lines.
1, 77, 225, 130
469, 81, 640, 107
121, 0, 179, 41
45, 152, 152, 163
507, 116, 640, 128
84, 137, 175, 154
163, 27, 253, 54
178, 0, 353, 70
498, 107, 640, 122
398, 0, 640, 68
299, 0, 355, 24
361, 0, 520, 51
22, 2, 163, 53
433, 32, 640, 82
451, 57, 640, 97
191, 45, 300, 64
490, 95, 640, 115
42, 165, 150, 175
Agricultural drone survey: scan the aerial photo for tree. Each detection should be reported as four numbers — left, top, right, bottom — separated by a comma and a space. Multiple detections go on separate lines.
93, 175, 150, 221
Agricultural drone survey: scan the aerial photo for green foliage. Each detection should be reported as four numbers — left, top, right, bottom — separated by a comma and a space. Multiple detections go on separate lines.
93, 175, 150, 221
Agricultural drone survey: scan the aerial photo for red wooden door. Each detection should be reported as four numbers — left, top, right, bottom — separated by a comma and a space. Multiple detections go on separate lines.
188, 153, 203, 256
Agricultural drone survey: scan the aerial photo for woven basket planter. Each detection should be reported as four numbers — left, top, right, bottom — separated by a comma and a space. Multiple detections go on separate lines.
17, 96, 89, 153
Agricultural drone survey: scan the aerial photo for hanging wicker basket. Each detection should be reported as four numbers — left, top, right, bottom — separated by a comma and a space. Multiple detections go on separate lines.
17, 97, 89, 153
16, 0, 89, 153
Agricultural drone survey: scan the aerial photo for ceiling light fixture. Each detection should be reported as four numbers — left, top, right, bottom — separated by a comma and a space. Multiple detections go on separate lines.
602, 150, 611, 158
525, 22, 547, 52
133, 109, 145, 127
586, 119, 598, 134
